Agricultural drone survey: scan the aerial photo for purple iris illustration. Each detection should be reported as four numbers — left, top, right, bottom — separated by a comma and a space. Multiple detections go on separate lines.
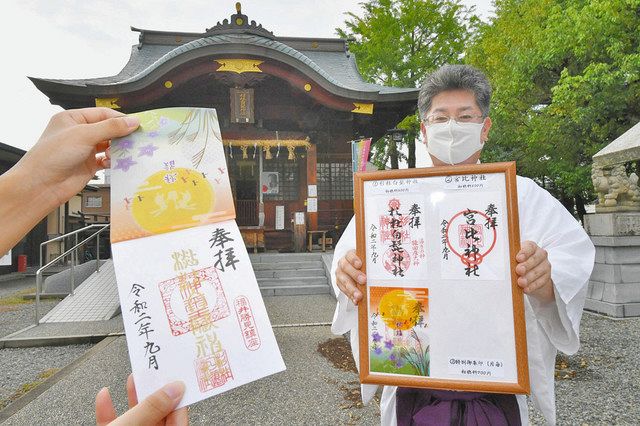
114, 157, 137, 172
116, 139, 134, 150
384, 339, 394, 350
374, 347, 382, 355
138, 144, 158, 157
372, 332, 382, 342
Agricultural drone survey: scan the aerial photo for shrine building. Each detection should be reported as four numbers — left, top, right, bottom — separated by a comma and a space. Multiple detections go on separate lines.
31, 4, 418, 251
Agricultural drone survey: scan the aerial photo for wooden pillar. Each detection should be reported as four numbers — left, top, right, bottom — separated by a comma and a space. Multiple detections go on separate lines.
306, 144, 318, 231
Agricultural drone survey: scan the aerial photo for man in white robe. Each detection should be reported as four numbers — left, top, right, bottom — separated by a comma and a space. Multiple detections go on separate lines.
330, 64, 595, 425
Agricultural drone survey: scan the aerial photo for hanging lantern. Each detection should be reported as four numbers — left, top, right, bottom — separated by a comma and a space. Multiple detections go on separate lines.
253, 143, 258, 158
228, 141, 233, 158
264, 146, 272, 160
240, 145, 248, 159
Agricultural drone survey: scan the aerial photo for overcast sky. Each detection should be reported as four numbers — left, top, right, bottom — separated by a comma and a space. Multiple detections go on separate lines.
0, 0, 493, 163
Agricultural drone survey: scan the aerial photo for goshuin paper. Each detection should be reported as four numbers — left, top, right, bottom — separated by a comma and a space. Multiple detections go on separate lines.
359, 169, 527, 393
110, 107, 285, 408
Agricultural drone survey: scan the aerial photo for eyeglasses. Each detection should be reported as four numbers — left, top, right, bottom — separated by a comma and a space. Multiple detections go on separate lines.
425, 114, 485, 125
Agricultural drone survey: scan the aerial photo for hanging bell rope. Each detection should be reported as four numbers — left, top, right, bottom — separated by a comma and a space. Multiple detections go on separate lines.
287, 145, 296, 160
222, 138, 311, 161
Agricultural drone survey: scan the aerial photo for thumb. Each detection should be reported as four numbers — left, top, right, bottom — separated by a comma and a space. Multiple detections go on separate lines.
112, 381, 185, 425
74, 115, 140, 147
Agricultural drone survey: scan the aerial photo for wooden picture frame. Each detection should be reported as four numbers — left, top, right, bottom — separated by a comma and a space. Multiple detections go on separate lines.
354, 162, 529, 394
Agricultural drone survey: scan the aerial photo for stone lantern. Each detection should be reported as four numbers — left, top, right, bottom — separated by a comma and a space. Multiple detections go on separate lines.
584, 121, 640, 317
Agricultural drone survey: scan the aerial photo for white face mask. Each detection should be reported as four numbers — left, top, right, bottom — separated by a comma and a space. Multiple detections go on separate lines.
426, 120, 484, 165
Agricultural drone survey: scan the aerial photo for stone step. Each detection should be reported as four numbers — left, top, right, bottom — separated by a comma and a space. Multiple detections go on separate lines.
260, 284, 331, 297
257, 276, 328, 287
254, 268, 326, 279
251, 261, 324, 271
249, 253, 324, 263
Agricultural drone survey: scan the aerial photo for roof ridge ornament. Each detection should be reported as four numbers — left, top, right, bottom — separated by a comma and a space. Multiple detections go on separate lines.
205, 2, 275, 39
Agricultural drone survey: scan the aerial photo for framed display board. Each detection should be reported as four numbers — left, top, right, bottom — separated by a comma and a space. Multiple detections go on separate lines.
354, 162, 529, 394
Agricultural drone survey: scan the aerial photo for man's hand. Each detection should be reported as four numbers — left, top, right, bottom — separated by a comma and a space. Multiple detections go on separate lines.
515, 241, 555, 303
95, 374, 188, 426
336, 249, 367, 305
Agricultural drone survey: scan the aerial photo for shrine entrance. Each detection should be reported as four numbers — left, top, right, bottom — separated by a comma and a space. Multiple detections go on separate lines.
230, 157, 259, 226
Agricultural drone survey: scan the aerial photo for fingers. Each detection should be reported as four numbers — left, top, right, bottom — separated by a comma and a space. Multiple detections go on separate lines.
515, 240, 536, 264
68, 107, 126, 124
336, 250, 366, 305
165, 407, 189, 426
126, 374, 138, 409
73, 115, 139, 148
514, 241, 554, 302
112, 381, 185, 426
96, 147, 111, 170
515, 242, 547, 279
95, 387, 118, 426
96, 156, 111, 170
96, 140, 110, 153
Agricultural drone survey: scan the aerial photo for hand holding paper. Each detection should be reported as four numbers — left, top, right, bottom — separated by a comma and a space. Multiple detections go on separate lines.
110, 108, 285, 408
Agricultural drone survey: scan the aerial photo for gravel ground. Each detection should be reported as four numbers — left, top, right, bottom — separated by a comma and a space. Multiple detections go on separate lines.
0, 343, 93, 410
0, 300, 58, 338
528, 312, 640, 425
1, 273, 638, 424
0, 276, 36, 299
0, 278, 94, 411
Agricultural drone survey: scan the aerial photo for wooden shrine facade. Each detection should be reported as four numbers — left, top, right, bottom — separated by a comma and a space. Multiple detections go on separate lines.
31, 4, 418, 251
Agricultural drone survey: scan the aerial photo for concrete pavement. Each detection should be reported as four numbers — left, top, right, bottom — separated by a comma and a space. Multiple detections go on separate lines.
1, 294, 381, 425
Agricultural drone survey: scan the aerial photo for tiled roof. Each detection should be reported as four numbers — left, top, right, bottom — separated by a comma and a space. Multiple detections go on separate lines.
33, 33, 417, 99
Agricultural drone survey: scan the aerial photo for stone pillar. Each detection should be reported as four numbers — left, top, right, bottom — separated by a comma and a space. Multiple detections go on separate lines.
584, 212, 640, 317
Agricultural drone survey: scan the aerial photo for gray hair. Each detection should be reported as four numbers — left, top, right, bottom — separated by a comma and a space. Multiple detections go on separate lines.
417, 65, 492, 120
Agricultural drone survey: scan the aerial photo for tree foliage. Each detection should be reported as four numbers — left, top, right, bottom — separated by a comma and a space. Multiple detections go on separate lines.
338, 0, 478, 168
466, 0, 640, 216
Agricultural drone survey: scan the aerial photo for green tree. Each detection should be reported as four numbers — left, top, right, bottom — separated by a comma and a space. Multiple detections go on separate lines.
338, 0, 479, 168
467, 0, 640, 218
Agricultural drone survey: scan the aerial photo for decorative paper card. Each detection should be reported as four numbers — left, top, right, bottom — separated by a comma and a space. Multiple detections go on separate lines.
110, 108, 235, 243
354, 163, 529, 394
110, 107, 285, 408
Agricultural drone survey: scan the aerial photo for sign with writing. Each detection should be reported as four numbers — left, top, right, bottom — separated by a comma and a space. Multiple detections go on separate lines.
353, 163, 528, 394
275, 205, 285, 230
307, 197, 317, 213
111, 108, 285, 408
230, 88, 254, 124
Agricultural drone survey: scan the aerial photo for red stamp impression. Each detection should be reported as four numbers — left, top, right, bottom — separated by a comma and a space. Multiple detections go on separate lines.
159, 266, 230, 336
194, 350, 234, 392
234, 296, 261, 351
446, 210, 497, 267
382, 247, 411, 276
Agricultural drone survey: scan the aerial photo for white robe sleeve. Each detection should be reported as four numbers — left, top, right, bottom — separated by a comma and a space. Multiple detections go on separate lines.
330, 217, 358, 335
330, 216, 380, 404
517, 176, 595, 355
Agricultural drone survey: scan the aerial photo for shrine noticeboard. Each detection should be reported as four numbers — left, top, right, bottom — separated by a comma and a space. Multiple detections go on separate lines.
354, 162, 529, 394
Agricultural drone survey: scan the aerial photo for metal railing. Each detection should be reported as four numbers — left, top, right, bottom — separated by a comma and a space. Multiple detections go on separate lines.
35, 224, 110, 324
